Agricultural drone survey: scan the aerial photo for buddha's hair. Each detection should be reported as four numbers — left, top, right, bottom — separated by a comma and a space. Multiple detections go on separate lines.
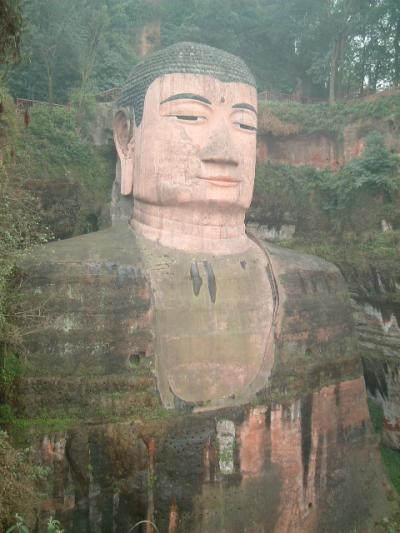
117, 41, 256, 126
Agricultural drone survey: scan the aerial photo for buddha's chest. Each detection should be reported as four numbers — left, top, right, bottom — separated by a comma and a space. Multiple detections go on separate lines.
142, 241, 276, 408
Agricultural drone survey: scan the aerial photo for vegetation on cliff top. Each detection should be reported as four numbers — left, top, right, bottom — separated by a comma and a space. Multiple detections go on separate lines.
258, 91, 400, 136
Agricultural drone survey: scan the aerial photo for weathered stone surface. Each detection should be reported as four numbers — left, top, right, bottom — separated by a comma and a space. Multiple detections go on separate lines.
256, 115, 400, 171
24, 177, 111, 240
90, 102, 114, 147
115, 71, 258, 254
257, 132, 341, 170
18, 224, 156, 418
141, 234, 276, 409
25, 179, 81, 240
19, 224, 361, 416
347, 266, 400, 450
118, 42, 256, 126
25, 378, 390, 533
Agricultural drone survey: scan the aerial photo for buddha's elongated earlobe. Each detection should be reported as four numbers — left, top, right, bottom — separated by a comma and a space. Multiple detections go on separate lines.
113, 109, 135, 196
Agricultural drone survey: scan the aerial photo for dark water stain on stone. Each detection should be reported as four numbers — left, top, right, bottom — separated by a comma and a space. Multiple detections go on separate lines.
345, 421, 367, 444
105, 261, 118, 273
334, 383, 340, 406
88, 262, 102, 275
362, 357, 388, 399
115, 265, 137, 288
264, 408, 273, 469
265, 407, 272, 429
336, 423, 346, 445
173, 393, 195, 412
301, 394, 313, 489
190, 262, 202, 296
203, 261, 217, 304
297, 272, 308, 295
101, 493, 114, 532
240, 260, 247, 270
266, 265, 278, 313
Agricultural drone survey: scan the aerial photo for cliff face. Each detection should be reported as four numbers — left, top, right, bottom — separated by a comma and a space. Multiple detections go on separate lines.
13, 222, 391, 531
257, 132, 340, 170
348, 266, 400, 449
257, 113, 400, 170
20, 378, 390, 533
252, 93, 400, 451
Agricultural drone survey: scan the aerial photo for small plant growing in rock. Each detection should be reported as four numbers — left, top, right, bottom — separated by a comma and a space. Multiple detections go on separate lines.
46, 517, 64, 533
5, 515, 64, 533
6, 513, 29, 533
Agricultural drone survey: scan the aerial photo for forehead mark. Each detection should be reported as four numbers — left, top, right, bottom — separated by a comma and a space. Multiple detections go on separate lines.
161, 93, 212, 105
232, 103, 257, 114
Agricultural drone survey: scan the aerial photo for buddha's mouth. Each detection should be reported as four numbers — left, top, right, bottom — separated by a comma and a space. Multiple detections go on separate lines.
197, 175, 241, 187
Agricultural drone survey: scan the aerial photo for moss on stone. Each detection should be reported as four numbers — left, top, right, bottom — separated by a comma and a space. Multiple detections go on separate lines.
0, 430, 41, 533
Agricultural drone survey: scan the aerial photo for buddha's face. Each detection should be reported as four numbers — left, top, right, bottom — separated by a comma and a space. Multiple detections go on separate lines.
115, 73, 257, 212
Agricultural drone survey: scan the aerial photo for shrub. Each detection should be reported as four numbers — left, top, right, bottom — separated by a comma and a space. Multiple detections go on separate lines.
253, 133, 400, 236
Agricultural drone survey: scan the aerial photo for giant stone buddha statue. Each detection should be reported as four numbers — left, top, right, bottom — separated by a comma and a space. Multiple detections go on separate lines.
113, 42, 277, 409
18, 43, 391, 532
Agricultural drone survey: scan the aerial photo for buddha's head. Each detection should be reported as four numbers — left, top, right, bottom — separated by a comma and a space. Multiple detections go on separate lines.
113, 42, 258, 254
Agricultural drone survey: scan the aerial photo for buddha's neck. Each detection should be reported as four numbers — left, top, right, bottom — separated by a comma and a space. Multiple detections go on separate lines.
131, 201, 250, 255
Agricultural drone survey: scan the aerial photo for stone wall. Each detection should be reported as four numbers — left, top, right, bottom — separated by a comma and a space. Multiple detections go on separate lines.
257, 132, 340, 170
257, 115, 400, 170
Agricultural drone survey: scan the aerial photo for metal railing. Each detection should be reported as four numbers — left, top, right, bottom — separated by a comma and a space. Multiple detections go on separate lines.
94, 87, 121, 102
15, 98, 70, 112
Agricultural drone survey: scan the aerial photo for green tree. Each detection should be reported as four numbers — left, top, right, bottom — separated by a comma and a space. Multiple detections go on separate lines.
7, 0, 150, 102
0, 0, 23, 64
7, 0, 400, 101
28, 0, 74, 103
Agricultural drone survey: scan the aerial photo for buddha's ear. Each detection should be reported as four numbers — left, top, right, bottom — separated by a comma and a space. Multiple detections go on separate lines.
113, 109, 135, 196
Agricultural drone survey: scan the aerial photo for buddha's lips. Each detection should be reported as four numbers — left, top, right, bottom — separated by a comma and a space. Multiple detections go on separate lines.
197, 176, 241, 187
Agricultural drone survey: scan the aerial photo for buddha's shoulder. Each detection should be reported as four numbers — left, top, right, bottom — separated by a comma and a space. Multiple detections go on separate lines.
21, 224, 142, 268
263, 242, 346, 296
264, 242, 338, 273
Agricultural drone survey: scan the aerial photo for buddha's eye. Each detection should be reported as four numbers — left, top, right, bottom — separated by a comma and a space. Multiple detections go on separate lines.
175, 115, 205, 122
235, 122, 257, 132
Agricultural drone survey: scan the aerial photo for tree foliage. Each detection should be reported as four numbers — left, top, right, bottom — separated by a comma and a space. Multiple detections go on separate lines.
160, 0, 400, 100
6, 0, 154, 102
0, 0, 23, 65
4, 0, 400, 102
254, 132, 400, 235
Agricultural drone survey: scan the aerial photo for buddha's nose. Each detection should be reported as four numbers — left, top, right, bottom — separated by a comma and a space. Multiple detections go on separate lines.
199, 122, 239, 166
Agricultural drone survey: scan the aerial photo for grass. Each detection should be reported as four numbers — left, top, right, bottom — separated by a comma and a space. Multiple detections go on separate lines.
1, 402, 176, 448
368, 399, 400, 494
